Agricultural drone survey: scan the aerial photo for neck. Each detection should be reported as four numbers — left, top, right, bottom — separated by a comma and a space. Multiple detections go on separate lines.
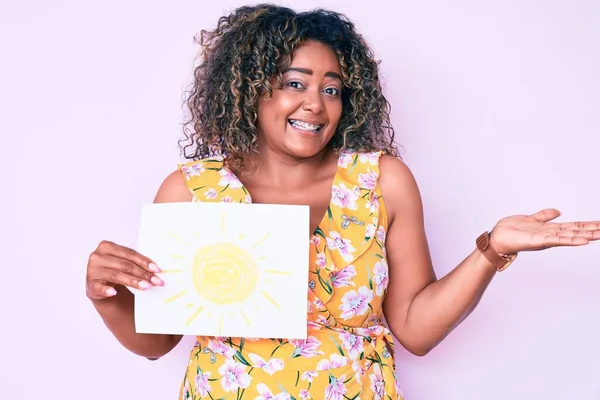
243, 147, 334, 188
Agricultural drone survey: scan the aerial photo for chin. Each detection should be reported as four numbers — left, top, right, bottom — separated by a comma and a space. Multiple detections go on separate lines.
284, 144, 327, 159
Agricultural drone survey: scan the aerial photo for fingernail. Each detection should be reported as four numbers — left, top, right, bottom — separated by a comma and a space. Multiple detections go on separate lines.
149, 263, 161, 273
151, 276, 164, 286
139, 281, 151, 290
106, 287, 117, 296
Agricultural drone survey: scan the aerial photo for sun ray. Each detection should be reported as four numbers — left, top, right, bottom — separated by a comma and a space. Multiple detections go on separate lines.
165, 290, 187, 303
239, 310, 250, 327
168, 230, 189, 246
159, 269, 184, 274
264, 278, 273, 284
194, 232, 201, 239
264, 269, 291, 275
253, 233, 270, 248
257, 256, 267, 261
260, 290, 281, 308
218, 313, 224, 335
186, 305, 205, 326
186, 303, 194, 308
238, 233, 245, 240
168, 253, 184, 260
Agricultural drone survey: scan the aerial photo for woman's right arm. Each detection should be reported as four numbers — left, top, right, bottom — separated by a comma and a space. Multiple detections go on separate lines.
87, 170, 192, 359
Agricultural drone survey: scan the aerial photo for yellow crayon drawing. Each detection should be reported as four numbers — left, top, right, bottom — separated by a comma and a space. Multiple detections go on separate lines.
157, 212, 290, 335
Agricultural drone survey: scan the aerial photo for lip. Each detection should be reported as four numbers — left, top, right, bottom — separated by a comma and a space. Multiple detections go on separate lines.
288, 119, 325, 135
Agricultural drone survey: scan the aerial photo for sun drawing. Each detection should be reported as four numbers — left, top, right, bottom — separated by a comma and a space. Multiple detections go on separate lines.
158, 212, 290, 335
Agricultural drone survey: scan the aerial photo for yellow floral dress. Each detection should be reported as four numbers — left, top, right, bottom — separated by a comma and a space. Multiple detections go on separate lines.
177, 151, 404, 400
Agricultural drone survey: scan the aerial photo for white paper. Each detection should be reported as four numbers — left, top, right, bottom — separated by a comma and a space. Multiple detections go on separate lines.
134, 202, 310, 339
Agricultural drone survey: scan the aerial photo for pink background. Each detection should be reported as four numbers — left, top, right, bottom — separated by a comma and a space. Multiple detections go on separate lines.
2, 0, 599, 399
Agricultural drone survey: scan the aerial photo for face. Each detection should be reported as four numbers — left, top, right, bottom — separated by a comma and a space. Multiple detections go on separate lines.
255, 40, 343, 160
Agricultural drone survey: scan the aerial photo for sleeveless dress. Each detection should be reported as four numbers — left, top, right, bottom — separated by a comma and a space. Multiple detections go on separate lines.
177, 151, 404, 400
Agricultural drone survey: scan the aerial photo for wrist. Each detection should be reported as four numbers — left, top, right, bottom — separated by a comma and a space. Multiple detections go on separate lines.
476, 230, 518, 272
488, 229, 509, 257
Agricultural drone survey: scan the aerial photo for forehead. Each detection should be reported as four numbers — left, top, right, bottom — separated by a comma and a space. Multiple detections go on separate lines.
288, 40, 341, 73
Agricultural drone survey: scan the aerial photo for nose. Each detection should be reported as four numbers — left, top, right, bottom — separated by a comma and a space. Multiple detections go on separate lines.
302, 89, 325, 114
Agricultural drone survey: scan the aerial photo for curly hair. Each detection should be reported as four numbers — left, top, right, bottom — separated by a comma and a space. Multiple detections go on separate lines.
179, 3, 397, 173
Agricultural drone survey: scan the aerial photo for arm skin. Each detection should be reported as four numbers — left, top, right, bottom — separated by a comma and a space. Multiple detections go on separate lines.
379, 155, 498, 356
89, 170, 191, 359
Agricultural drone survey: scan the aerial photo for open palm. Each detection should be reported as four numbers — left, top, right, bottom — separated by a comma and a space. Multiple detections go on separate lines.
490, 208, 600, 255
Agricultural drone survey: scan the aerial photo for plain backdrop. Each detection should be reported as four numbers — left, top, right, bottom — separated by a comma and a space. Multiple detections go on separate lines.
1, 0, 599, 399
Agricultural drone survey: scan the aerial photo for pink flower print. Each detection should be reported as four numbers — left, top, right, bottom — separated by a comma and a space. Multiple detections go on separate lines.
255, 383, 291, 400
358, 169, 377, 190
338, 152, 354, 168
376, 225, 386, 241
359, 152, 379, 165
182, 381, 191, 400
220, 196, 232, 203
299, 389, 311, 400
217, 359, 251, 392
310, 235, 321, 246
206, 339, 236, 359
248, 353, 284, 376
326, 231, 356, 263
244, 194, 251, 203
340, 286, 374, 319
331, 183, 358, 210
339, 332, 364, 360
352, 360, 366, 382
301, 370, 318, 382
365, 325, 385, 337
194, 369, 212, 398
365, 195, 379, 213
330, 265, 356, 288
315, 252, 326, 268
373, 260, 388, 296
365, 223, 376, 238
182, 163, 205, 180
218, 169, 244, 189
325, 374, 348, 400
290, 336, 323, 358
316, 353, 348, 370
307, 299, 315, 313
312, 297, 324, 310
204, 188, 217, 200
369, 363, 385, 400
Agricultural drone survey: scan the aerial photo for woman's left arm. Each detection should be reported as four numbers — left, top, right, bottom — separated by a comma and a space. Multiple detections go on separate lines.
379, 155, 599, 356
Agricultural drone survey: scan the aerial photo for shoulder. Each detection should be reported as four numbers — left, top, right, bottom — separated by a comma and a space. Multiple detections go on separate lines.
153, 169, 193, 203
378, 155, 424, 224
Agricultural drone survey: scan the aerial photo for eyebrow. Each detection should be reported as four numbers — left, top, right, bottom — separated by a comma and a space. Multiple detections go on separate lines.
283, 67, 342, 81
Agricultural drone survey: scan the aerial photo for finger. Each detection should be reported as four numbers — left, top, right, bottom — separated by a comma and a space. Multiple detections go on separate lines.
543, 235, 589, 247
86, 280, 118, 300
530, 208, 561, 223
557, 221, 600, 231
101, 254, 164, 286
92, 267, 154, 290
97, 240, 160, 273
549, 229, 600, 240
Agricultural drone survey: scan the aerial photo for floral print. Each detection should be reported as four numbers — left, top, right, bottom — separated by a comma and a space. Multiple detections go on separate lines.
177, 151, 404, 399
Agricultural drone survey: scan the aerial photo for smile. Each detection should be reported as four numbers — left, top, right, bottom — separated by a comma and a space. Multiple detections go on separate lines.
288, 119, 324, 133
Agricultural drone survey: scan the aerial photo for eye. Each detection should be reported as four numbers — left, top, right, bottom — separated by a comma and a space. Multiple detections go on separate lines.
323, 87, 340, 96
286, 81, 305, 90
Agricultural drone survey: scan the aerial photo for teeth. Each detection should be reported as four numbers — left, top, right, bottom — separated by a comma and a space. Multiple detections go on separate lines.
290, 119, 322, 132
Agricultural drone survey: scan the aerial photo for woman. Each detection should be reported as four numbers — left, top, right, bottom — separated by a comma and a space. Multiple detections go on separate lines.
85, 4, 600, 399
